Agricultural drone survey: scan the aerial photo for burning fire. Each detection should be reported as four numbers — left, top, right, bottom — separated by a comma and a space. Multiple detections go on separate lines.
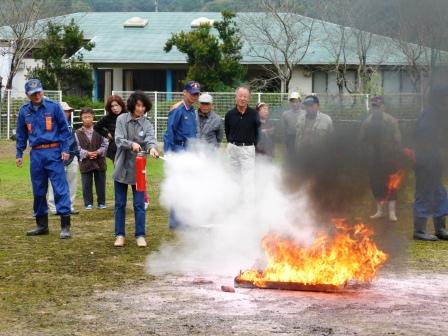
387, 169, 405, 195
236, 219, 388, 288
380, 169, 406, 203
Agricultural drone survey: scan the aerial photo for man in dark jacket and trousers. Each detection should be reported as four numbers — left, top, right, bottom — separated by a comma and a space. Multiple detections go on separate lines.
413, 86, 448, 241
15, 79, 73, 239
359, 96, 402, 222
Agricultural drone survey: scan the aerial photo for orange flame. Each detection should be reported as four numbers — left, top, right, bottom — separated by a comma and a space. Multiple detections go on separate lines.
387, 170, 405, 195
381, 169, 406, 203
237, 219, 388, 287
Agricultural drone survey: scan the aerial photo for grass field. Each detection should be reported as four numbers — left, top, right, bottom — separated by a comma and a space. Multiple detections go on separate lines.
1, 140, 448, 334
0, 141, 174, 334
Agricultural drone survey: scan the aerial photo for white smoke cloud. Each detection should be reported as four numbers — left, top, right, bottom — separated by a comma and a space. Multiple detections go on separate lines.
146, 143, 317, 277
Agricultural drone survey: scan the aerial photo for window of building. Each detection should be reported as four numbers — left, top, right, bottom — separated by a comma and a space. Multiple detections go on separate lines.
312, 71, 327, 93
312, 70, 357, 93
382, 70, 420, 93
123, 69, 165, 91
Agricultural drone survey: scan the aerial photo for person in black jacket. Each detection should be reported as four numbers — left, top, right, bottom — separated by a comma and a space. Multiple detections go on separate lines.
224, 86, 260, 177
94, 95, 126, 162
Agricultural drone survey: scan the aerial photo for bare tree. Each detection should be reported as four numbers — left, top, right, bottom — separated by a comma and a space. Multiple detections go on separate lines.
316, 3, 351, 94
0, 0, 47, 89
393, 0, 448, 93
315, 0, 393, 94
240, 0, 314, 92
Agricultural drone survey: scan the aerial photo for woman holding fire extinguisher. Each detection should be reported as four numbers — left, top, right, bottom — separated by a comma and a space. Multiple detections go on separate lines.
112, 91, 159, 247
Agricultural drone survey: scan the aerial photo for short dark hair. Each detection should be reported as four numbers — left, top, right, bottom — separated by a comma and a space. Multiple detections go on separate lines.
105, 95, 126, 114
80, 107, 93, 117
127, 91, 152, 114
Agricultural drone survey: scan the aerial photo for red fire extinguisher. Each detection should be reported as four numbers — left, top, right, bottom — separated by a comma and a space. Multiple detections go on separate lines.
135, 152, 147, 192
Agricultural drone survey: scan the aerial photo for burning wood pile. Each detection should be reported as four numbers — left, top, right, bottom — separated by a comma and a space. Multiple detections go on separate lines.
235, 219, 388, 292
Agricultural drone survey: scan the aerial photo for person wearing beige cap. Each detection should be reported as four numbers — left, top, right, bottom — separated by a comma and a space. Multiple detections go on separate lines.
279, 91, 303, 155
197, 93, 224, 148
48, 101, 80, 215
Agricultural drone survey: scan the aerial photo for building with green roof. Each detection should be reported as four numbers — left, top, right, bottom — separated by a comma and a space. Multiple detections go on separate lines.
1, 11, 444, 99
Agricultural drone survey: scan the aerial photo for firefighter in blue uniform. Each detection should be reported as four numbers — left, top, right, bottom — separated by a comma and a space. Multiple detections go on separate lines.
16, 79, 73, 239
413, 85, 448, 241
163, 80, 200, 228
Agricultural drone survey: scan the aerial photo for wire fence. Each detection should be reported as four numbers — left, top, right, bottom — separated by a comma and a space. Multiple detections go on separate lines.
113, 91, 423, 142
0, 89, 62, 139
0, 90, 422, 142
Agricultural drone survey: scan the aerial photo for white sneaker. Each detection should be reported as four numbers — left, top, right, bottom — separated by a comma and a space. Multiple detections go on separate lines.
114, 235, 125, 247
136, 236, 147, 247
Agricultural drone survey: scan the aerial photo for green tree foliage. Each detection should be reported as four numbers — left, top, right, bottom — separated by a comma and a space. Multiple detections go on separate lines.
164, 11, 245, 91
26, 19, 94, 96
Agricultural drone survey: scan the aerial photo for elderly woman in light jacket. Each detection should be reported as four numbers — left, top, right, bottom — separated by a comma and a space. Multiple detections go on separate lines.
113, 91, 159, 248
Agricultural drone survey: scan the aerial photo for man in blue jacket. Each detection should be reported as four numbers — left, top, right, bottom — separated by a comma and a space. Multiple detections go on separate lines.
163, 80, 200, 228
163, 80, 200, 153
16, 79, 73, 239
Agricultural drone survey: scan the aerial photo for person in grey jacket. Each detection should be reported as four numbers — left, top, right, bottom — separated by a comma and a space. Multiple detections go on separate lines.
112, 91, 159, 248
295, 95, 333, 149
197, 93, 224, 148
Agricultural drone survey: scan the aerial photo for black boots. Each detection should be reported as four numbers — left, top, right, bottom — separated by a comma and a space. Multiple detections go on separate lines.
26, 214, 71, 239
60, 215, 71, 239
413, 217, 438, 241
27, 215, 49, 236
434, 217, 448, 240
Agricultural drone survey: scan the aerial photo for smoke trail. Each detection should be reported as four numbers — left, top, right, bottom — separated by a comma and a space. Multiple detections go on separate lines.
146, 143, 317, 276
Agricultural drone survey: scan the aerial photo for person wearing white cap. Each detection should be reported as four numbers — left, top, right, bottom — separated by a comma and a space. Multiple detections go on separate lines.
279, 91, 303, 155
48, 101, 80, 215
197, 93, 224, 148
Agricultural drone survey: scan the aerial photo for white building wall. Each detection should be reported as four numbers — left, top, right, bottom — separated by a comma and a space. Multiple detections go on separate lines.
1, 55, 40, 91
0, 50, 10, 87
12, 59, 40, 91
289, 68, 312, 95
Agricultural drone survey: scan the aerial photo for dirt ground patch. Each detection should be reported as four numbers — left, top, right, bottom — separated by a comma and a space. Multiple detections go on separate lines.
49, 270, 447, 336
0, 141, 15, 158
0, 198, 14, 209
